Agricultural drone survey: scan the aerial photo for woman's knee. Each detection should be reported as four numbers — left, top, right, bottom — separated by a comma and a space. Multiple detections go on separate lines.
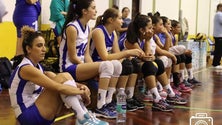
141, 61, 158, 78
54, 72, 73, 83
99, 61, 114, 78
155, 59, 165, 76
111, 60, 122, 77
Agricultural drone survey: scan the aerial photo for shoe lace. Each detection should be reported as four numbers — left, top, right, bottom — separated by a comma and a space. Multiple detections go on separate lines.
88, 111, 99, 123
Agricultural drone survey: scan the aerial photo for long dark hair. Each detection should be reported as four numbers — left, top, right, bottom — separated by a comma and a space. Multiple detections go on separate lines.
171, 19, 179, 28
62, 0, 94, 34
148, 11, 161, 25
94, 8, 119, 28
126, 13, 151, 44
21, 26, 42, 56
160, 16, 169, 26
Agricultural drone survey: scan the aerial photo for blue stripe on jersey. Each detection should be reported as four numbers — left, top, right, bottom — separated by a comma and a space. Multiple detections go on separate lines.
62, 40, 68, 71
33, 86, 42, 94
91, 25, 114, 61
77, 19, 87, 33
16, 78, 27, 111
118, 32, 127, 51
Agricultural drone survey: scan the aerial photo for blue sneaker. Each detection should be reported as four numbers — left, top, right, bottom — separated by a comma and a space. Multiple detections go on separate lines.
106, 101, 116, 111
95, 104, 117, 119
76, 113, 109, 125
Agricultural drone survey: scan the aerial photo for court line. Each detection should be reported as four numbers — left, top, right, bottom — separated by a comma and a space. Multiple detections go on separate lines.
54, 113, 74, 122
145, 103, 222, 112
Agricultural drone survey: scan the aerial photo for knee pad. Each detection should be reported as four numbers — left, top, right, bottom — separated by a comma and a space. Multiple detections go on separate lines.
159, 56, 172, 68
155, 59, 165, 76
99, 61, 114, 78
131, 58, 141, 73
180, 54, 186, 63
111, 60, 122, 77
121, 58, 133, 75
175, 55, 181, 64
141, 61, 158, 77
185, 55, 192, 64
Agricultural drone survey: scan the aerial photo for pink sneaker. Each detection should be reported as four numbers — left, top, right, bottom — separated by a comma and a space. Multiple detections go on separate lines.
178, 84, 192, 93
159, 90, 167, 98
141, 92, 153, 102
172, 88, 182, 96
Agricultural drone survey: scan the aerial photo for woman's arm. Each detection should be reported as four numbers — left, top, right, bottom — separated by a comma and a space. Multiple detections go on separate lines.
66, 26, 83, 64
156, 45, 177, 63
20, 65, 84, 95
92, 29, 140, 60
84, 31, 93, 63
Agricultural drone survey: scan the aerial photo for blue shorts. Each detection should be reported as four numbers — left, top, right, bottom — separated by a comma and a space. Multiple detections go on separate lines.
17, 104, 55, 125
64, 64, 78, 80
13, 16, 38, 37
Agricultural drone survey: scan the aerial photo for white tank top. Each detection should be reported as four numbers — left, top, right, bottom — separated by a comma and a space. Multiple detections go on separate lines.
59, 20, 90, 72
9, 57, 43, 118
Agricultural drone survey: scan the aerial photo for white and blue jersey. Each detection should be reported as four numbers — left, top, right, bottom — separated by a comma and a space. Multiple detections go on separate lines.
9, 57, 43, 118
59, 20, 90, 72
90, 25, 114, 61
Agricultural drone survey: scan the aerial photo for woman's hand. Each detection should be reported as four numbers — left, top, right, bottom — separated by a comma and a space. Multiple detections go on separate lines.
185, 49, 192, 56
171, 55, 177, 64
127, 49, 144, 57
78, 84, 91, 106
142, 53, 155, 61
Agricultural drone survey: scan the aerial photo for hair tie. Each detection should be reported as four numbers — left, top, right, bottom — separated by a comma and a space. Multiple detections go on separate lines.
73, 4, 76, 9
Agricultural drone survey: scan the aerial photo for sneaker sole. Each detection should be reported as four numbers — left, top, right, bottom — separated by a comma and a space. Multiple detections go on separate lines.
166, 100, 187, 105
95, 113, 116, 119
152, 106, 173, 112
127, 108, 138, 112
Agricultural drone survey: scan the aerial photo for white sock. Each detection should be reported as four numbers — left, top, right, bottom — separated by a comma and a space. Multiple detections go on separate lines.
163, 84, 175, 97
150, 87, 162, 102
60, 80, 86, 121
106, 87, 116, 104
187, 68, 194, 79
157, 81, 163, 91
126, 87, 135, 99
97, 89, 107, 109
180, 69, 185, 82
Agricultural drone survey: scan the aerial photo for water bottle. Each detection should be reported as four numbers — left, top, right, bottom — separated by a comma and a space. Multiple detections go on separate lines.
116, 88, 127, 124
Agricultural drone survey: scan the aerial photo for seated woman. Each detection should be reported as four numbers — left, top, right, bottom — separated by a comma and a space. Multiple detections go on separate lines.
9, 26, 108, 125
119, 14, 187, 112
151, 14, 192, 93
59, 0, 120, 119
91, 8, 145, 112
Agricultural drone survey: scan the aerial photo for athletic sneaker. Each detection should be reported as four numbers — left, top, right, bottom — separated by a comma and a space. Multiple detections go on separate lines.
95, 105, 116, 119
152, 99, 173, 112
159, 90, 167, 98
126, 98, 138, 111
172, 87, 182, 96
187, 77, 201, 85
182, 79, 194, 88
106, 101, 116, 111
178, 84, 192, 93
166, 94, 187, 105
140, 91, 153, 102
76, 113, 109, 125
88, 111, 109, 125
132, 97, 145, 109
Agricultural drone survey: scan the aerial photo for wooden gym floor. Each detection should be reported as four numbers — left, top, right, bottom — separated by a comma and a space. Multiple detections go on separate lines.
1, 66, 222, 125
